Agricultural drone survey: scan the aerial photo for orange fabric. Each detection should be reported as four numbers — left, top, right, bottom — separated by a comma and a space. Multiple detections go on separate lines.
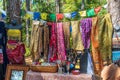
91, 17, 103, 74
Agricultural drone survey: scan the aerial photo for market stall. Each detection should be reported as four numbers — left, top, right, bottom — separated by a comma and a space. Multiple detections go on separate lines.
0, 0, 119, 80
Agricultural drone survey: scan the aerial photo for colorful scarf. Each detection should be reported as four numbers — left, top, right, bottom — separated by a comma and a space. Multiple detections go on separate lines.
30, 21, 40, 61
43, 25, 49, 60
56, 22, 66, 61
80, 18, 92, 49
98, 14, 113, 64
91, 14, 113, 74
31, 21, 50, 62
62, 22, 70, 49
48, 23, 58, 62
91, 17, 103, 74
71, 21, 84, 51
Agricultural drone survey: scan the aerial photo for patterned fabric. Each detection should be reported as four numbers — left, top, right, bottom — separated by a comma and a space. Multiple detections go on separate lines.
26, 71, 94, 80
71, 21, 84, 51
30, 21, 43, 61
43, 26, 49, 60
91, 14, 113, 74
30, 21, 50, 62
56, 22, 66, 61
62, 22, 70, 49
80, 18, 92, 49
98, 14, 113, 63
48, 23, 58, 62
91, 17, 103, 74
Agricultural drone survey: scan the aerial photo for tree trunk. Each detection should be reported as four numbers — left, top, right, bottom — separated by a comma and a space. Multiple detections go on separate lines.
26, 0, 30, 47
107, 0, 120, 27
3, 0, 6, 10
7, 0, 21, 24
81, 0, 85, 10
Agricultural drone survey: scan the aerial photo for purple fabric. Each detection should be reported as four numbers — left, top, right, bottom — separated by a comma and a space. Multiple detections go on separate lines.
80, 18, 92, 49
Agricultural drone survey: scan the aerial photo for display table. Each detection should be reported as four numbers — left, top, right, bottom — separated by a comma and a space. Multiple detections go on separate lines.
26, 71, 100, 80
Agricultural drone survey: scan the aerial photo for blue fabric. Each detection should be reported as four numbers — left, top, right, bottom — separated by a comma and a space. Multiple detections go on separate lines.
33, 12, 40, 20
87, 52, 94, 74
112, 51, 120, 62
1, 13, 6, 19
71, 12, 77, 18
70, 26, 72, 32
0, 21, 9, 77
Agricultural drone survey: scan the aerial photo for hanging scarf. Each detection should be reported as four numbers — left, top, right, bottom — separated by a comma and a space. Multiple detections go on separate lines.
30, 21, 39, 61
80, 18, 92, 49
48, 23, 58, 62
71, 21, 84, 51
62, 22, 70, 49
56, 22, 66, 61
30, 21, 43, 61
91, 17, 103, 74
43, 25, 49, 60
98, 13, 113, 64
91, 14, 113, 74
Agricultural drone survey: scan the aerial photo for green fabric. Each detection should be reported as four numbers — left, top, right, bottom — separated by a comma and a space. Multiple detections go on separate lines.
49, 14, 56, 21
98, 13, 113, 62
87, 8, 96, 17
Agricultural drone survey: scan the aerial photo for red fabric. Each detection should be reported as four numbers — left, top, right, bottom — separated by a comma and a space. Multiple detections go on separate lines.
57, 14, 64, 20
0, 53, 3, 64
7, 43, 25, 64
49, 23, 58, 62
94, 6, 101, 14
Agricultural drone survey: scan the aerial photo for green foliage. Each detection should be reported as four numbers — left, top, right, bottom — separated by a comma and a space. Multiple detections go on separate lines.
31, 0, 56, 13
60, 0, 82, 13
25, 46, 31, 57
